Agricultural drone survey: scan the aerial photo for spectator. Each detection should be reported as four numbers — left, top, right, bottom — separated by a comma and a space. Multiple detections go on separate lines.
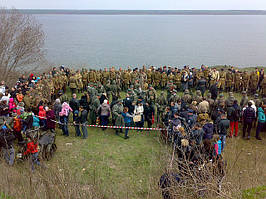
122, 107, 133, 139
242, 101, 256, 140
46, 106, 56, 133
134, 101, 144, 130
144, 102, 155, 129
59, 102, 72, 136
78, 106, 88, 139
256, 102, 265, 140
227, 100, 240, 137
217, 114, 230, 151
98, 100, 111, 130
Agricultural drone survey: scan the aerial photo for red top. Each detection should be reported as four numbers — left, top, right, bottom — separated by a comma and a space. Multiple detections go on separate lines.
24, 141, 38, 155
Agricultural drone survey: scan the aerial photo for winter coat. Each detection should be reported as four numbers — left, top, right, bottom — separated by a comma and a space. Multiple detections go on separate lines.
203, 122, 214, 140
144, 105, 154, 121
54, 102, 62, 119
243, 106, 256, 123
227, 105, 240, 122
218, 119, 230, 135
8, 98, 16, 113
98, 103, 111, 117
258, 107, 266, 123
32, 115, 40, 127
79, 110, 88, 124
112, 103, 124, 126
69, 98, 79, 112
59, 102, 73, 117
38, 106, 46, 120
122, 112, 133, 124
46, 110, 56, 129
191, 128, 204, 145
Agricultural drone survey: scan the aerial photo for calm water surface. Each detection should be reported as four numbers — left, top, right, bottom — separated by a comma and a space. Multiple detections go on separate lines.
35, 15, 266, 68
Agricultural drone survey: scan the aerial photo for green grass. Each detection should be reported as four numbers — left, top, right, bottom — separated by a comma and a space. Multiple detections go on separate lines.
51, 127, 169, 198
242, 186, 266, 199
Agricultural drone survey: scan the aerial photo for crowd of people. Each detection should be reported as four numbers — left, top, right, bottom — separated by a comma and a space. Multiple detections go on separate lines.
0, 65, 265, 172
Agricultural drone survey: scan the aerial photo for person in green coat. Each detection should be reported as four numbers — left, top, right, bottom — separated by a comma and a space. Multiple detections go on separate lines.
112, 100, 124, 135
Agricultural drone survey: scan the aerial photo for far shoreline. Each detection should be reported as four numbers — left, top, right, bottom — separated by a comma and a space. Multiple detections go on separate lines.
9, 9, 266, 15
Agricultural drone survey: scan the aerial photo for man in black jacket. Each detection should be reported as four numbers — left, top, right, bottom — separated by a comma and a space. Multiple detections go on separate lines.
69, 93, 80, 122
242, 102, 256, 140
218, 114, 230, 152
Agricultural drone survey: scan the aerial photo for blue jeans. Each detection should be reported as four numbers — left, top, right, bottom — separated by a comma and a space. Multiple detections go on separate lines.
61, 116, 69, 136
125, 123, 131, 137
31, 152, 40, 171
75, 124, 81, 136
219, 135, 226, 152
81, 122, 88, 139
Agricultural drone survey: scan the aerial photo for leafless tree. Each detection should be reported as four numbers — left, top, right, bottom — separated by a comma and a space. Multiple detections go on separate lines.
0, 8, 45, 82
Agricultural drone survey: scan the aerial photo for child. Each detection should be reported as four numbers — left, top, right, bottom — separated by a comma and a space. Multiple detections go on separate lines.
38, 106, 46, 128
122, 107, 133, 139
212, 134, 222, 158
24, 136, 40, 171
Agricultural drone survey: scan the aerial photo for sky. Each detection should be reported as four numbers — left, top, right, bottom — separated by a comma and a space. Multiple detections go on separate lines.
2, 0, 266, 10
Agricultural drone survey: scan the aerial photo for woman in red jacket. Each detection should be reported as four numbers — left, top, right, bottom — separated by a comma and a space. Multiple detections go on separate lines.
38, 106, 46, 128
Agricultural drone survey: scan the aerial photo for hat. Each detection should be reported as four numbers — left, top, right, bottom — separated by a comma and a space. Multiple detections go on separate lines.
103, 100, 108, 104
242, 91, 247, 94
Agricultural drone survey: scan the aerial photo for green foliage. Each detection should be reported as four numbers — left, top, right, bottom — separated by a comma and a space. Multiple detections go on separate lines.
242, 186, 266, 199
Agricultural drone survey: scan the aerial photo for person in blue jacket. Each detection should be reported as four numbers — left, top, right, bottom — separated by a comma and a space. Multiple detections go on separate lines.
122, 107, 133, 139
256, 102, 265, 140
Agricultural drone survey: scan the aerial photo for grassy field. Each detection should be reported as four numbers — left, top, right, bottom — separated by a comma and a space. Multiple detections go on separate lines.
0, 89, 265, 199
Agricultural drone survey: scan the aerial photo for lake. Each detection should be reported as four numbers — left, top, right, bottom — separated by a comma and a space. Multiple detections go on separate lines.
35, 14, 266, 68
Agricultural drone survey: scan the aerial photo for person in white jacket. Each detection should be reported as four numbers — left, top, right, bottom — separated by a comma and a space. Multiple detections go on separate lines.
134, 102, 144, 130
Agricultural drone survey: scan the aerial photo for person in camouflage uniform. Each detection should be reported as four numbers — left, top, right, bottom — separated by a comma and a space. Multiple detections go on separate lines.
193, 90, 203, 104
218, 68, 226, 91
146, 85, 157, 105
102, 68, 110, 86
156, 92, 167, 124
225, 69, 234, 92
161, 72, 168, 89
154, 70, 161, 89
76, 71, 83, 93
262, 75, 266, 97
174, 71, 182, 91
240, 91, 249, 109
69, 73, 78, 94
249, 71, 259, 95
234, 70, 241, 92
241, 71, 250, 91
89, 94, 101, 124
112, 100, 124, 135
82, 69, 89, 92
122, 70, 131, 91
182, 89, 192, 104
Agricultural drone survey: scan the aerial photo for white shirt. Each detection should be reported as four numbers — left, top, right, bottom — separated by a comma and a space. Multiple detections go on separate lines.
134, 105, 144, 115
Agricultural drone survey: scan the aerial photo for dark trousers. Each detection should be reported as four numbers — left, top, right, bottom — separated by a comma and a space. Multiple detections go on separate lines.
70, 88, 76, 94
256, 122, 265, 138
243, 121, 252, 137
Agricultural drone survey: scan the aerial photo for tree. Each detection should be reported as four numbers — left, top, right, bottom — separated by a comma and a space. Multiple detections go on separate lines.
0, 8, 45, 82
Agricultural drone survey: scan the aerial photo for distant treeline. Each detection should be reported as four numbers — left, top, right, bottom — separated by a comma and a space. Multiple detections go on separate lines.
11, 9, 266, 15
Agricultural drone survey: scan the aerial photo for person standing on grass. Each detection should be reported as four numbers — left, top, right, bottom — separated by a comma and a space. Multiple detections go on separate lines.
122, 107, 133, 139
97, 100, 111, 130
144, 102, 155, 129
59, 102, 72, 137
78, 106, 88, 139
227, 100, 241, 138
242, 101, 256, 140
134, 101, 144, 130
217, 114, 230, 152
256, 102, 265, 140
